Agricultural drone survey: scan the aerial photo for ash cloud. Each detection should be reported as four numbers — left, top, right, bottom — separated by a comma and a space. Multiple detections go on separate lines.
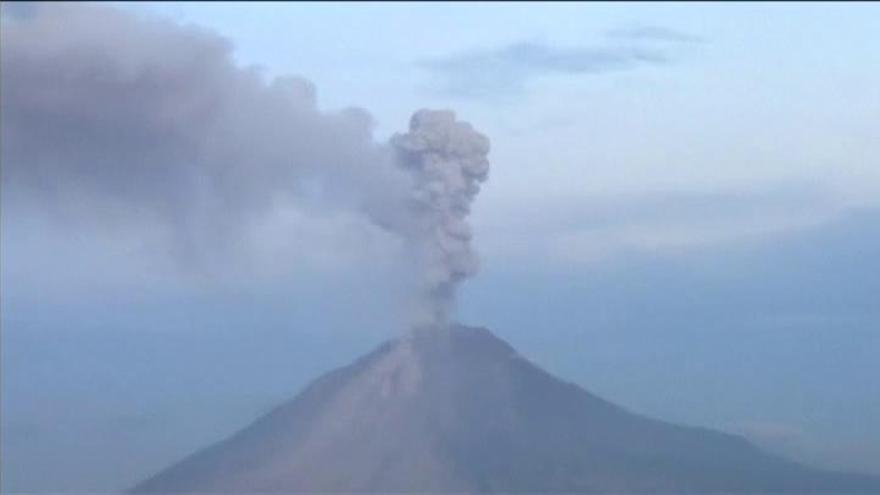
389, 111, 490, 325
0, 3, 491, 327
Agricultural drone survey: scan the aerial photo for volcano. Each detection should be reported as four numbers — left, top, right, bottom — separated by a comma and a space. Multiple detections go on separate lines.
133, 325, 879, 493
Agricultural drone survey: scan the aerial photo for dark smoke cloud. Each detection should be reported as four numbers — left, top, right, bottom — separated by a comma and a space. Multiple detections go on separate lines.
1, 4, 491, 326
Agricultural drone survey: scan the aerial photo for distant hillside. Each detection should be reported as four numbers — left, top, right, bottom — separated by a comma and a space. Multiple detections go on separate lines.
134, 325, 880, 493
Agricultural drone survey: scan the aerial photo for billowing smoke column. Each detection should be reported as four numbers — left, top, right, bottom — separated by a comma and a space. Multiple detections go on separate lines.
390, 111, 490, 326
0, 3, 491, 329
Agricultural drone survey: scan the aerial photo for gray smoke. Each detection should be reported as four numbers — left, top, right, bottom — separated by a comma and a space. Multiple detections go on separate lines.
389, 111, 491, 325
0, 3, 490, 327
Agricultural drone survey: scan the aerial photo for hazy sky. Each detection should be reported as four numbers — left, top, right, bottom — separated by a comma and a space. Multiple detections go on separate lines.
2, 2, 879, 492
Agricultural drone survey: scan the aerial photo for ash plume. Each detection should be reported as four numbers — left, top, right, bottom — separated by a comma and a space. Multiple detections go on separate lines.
389, 111, 491, 326
0, 3, 490, 328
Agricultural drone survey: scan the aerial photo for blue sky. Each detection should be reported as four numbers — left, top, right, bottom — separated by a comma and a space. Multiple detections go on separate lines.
2, 2, 879, 492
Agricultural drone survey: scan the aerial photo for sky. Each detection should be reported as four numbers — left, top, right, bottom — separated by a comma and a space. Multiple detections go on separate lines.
1, 2, 879, 492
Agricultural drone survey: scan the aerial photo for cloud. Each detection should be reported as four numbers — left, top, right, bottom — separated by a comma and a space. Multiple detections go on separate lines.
1, 3, 496, 327
735, 420, 880, 477
1, 3, 399, 273
734, 420, 809, 453
477, 186, 846, 266
605, 26, 705, 44
418, 31, 695, 99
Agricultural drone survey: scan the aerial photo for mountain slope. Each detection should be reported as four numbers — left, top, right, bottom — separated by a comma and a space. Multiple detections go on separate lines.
133, 325, 880, 493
